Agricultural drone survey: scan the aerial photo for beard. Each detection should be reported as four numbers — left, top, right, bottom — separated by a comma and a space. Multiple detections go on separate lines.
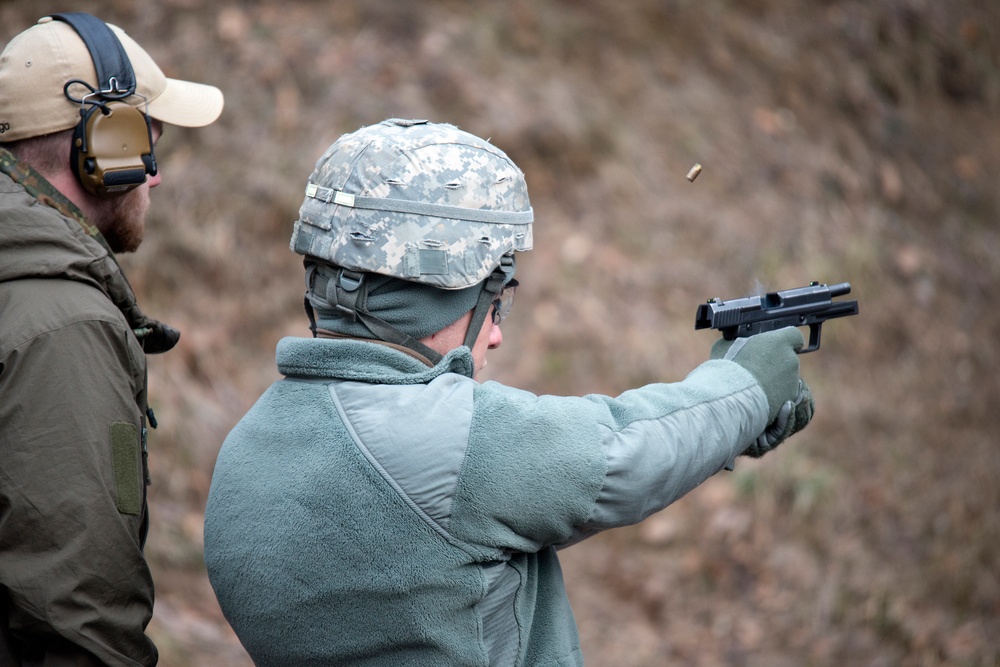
89, 185, 151, 254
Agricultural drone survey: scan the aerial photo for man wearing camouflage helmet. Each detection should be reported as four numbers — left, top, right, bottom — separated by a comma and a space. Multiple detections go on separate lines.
0, 13, 223, 666
204, 118, 813, 666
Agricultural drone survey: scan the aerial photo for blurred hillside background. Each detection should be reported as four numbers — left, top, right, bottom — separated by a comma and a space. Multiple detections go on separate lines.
3, 0, 999, 665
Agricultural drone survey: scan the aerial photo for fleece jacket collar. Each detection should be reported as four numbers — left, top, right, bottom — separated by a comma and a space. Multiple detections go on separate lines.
276, 336, 476, 384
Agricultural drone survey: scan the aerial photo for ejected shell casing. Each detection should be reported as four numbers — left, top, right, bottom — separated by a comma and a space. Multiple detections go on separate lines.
686, 163, 703, 182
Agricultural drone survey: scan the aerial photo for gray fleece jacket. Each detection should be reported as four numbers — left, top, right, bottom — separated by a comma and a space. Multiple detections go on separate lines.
204, 336, 767, 667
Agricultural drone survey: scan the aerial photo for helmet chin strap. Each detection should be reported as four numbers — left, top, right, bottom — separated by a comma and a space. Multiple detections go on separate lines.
462, 261, 511, 351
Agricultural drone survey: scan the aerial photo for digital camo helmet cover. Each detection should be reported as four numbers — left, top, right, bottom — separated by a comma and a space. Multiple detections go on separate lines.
290, 118, 533, 289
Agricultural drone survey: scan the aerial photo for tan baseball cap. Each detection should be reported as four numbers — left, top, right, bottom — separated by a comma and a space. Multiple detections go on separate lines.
0, 16, 224, 142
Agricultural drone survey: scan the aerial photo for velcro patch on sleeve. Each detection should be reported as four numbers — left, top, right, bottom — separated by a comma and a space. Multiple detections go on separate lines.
110, 422, 142, 515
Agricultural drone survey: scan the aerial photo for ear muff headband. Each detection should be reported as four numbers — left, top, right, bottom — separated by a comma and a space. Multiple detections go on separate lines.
51, 12, 156, 197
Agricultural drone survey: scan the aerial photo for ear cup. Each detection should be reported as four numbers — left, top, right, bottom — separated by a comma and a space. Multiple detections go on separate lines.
71, 100, 155, 196
52, 12, 157, 197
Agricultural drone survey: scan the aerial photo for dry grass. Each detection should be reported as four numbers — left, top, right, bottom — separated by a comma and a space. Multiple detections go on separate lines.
3, 0, 999, 664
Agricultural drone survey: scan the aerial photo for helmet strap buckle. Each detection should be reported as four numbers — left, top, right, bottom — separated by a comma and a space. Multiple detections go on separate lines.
329, 269, 367, 321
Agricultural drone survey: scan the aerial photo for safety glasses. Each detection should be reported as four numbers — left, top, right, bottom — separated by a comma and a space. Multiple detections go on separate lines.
491, 279, 519, 325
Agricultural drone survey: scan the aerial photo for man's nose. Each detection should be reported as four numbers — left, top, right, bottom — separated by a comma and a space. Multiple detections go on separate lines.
488, 323, 503, 349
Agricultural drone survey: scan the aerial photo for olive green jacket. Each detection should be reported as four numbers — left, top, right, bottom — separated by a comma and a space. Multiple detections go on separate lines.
0, 148, 177, 666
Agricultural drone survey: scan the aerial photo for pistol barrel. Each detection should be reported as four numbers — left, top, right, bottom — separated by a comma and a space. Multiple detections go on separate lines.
827, 282, 851, 297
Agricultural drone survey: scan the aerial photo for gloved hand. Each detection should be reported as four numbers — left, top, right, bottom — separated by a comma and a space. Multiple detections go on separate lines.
742, 379, 814, 457
711, 327, 815, 456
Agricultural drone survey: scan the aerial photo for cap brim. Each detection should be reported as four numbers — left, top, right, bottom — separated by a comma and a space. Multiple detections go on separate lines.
147, 77, 224, 127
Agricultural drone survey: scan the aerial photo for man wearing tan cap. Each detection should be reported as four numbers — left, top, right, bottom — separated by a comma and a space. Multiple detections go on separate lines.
0, 12, 223, 666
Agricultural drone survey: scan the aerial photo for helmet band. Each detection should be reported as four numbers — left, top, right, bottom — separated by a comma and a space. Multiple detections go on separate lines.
305, 182, 534, 225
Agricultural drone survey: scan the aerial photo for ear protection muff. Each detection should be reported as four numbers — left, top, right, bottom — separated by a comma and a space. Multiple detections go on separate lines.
51, 12, 157, 197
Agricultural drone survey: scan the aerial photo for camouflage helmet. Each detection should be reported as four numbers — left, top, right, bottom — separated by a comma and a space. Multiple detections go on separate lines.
290, 118, 533, 289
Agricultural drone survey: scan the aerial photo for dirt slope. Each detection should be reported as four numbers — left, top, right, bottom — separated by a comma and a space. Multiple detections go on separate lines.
2, 1, 998, 665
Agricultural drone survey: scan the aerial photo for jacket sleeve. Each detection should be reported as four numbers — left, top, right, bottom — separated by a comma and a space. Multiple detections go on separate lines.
0, 313, 157, 665
450, 359, 768, 552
